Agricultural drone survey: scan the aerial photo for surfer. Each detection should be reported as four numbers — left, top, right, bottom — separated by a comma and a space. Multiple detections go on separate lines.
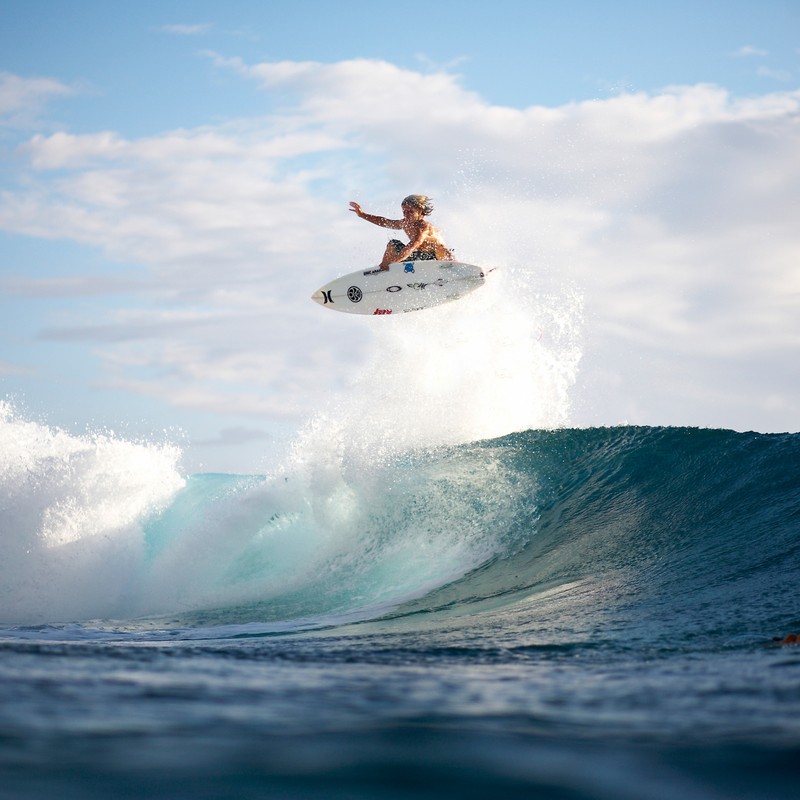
349, 195, 454, 269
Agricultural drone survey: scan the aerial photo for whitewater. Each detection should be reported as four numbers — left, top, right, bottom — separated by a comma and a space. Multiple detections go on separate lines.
1, 270, 798, 799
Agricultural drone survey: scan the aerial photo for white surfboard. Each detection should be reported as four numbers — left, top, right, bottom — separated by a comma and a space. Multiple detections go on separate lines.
311, 260, 488, 316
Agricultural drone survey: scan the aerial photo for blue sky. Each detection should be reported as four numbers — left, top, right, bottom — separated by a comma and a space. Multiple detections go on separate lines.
1, 1, 798, 472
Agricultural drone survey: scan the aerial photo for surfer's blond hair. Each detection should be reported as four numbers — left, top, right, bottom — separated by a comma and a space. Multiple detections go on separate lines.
402, 194, 434, 215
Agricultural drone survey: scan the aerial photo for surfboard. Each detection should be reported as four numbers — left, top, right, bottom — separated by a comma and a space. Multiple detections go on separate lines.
311, 260, 488, 315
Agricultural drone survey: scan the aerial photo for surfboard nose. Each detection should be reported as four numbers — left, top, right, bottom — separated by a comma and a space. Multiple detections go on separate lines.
311, 287, 335, 307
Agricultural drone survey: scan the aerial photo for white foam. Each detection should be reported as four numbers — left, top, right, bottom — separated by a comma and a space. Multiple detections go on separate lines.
0, 402, 184, 624
310, 268, 583, 460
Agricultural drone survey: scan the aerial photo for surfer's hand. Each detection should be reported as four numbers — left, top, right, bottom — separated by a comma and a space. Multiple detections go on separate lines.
349, 201, 363, 217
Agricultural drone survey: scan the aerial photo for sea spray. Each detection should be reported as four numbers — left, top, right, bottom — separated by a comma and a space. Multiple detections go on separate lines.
0, 402, 184, 624
306, 267, 583, 461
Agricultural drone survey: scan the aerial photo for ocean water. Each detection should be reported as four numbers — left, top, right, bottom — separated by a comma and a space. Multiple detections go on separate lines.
1, 281, 799, 799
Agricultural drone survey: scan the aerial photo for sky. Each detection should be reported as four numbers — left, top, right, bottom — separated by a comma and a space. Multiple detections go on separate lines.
1, 0, 798, 473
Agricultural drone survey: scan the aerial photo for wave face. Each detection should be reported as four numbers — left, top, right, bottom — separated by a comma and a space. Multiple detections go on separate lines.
401, 426, 800, 647
2, 399, 797, 641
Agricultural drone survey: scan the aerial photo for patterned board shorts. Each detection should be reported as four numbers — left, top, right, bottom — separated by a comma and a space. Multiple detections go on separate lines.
388, 239, 437, 260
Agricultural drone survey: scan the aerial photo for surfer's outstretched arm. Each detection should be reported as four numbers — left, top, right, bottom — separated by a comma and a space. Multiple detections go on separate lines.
349, 202, 403, 230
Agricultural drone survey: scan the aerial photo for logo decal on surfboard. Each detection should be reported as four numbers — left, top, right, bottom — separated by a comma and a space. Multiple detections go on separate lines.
347, 286, 363, 303
407, 279, 446, 290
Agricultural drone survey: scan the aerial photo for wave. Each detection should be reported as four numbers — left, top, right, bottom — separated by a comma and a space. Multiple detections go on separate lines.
393, 426, 800, 645
2, 399, 797, 640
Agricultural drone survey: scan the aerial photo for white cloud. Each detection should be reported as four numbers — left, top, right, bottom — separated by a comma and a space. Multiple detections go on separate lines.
734, 45, 769, 57
757, 66, 792, 82
0, 71, 75, 128
193, 426, 272, 447
157, 23, 212, 36
0, 61, 798, 445
730, 45, 793, 84
0, 274, 146, 297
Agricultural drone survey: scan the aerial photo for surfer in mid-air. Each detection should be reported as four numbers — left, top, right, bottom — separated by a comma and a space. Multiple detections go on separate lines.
349, 195, 454, 269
